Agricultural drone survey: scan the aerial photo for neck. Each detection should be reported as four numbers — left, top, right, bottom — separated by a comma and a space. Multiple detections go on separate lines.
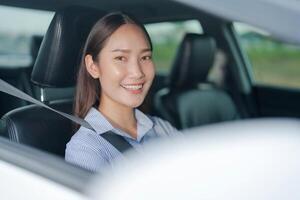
98, 96, 137, 139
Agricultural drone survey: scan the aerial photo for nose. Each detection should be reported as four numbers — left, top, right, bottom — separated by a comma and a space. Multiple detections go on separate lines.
128, 59, 145, 79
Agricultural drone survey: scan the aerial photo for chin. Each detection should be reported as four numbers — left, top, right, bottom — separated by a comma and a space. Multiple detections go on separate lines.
127, 101, 143, 108
124, 97, 144, 108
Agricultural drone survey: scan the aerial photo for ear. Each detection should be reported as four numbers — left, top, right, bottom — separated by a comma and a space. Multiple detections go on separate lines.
85, 54, 100, 79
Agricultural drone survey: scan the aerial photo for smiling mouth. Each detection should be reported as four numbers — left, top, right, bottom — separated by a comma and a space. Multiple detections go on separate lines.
121, 83, 144, 94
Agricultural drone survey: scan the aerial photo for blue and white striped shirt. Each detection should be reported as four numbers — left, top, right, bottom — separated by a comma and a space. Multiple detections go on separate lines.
65, 107, 180, 172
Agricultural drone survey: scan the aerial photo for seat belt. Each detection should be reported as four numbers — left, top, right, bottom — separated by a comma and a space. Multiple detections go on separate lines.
0, 78, 133, 153
102, 131, 133, 153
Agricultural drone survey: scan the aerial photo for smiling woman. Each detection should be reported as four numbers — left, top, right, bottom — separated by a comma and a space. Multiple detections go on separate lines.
1, 0, 300, 199
65, 12, 181, 173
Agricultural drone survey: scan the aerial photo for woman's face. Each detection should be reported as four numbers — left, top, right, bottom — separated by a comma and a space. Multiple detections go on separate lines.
86, 24, 155, 108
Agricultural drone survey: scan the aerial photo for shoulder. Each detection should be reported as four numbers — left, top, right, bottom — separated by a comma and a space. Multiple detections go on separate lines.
65, 128, 119, 172
149, 115, 182, 136
67, 127, 100, 148
66, 126, 120, 153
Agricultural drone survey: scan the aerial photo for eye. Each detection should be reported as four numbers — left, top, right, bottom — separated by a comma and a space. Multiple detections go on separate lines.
141, 55, 152, 61
115, 56, 126, 61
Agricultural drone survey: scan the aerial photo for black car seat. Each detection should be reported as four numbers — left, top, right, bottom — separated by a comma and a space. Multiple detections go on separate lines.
0, 7, 105, 157
30, 35, 43, 65
0, 36, 42, 117
154, 33, 239, 129
0, 67, 31, 117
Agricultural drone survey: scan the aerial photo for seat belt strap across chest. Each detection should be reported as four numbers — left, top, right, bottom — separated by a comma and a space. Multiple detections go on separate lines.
102, 131, 133, 153
0, 78, 133, 153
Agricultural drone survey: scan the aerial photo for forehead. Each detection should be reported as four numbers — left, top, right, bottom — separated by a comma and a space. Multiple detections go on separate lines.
103, 24, 150, 50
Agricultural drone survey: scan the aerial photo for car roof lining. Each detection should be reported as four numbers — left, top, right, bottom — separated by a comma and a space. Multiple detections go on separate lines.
2, 0, 300, 44
0, 0, 226, 24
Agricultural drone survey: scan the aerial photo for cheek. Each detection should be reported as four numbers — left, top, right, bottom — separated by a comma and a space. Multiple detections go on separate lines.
98, 59, 125, 82
143, 63, 155, 81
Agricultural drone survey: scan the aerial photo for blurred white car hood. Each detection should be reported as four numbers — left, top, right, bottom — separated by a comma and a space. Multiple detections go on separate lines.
88, 118, 300, 200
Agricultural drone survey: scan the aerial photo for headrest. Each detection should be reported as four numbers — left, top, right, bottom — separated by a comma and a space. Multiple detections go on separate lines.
30, 35, 43, 64
168, 33, 216, 89
31, 7, 105, 88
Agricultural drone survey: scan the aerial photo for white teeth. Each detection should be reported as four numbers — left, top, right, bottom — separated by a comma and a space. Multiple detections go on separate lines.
122, 84, 143, 90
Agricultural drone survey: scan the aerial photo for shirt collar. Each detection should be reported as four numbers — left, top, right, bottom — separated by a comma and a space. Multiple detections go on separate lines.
84, 107, 154, 142
84, 107, 114, 135
135, 109, 154, 141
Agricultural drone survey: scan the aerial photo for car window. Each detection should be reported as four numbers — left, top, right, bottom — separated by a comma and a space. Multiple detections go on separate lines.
145, 20, 203, 74
0, 5, 54, 67
234, 22, 300, 89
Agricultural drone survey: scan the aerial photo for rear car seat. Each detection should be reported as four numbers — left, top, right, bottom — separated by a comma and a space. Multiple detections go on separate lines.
0, 35, 42, 117
154, 33, 239, 129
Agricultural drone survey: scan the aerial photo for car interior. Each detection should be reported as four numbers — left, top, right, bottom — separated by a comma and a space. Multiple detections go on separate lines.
1, 0, 300, 186
154, 33, 240, 129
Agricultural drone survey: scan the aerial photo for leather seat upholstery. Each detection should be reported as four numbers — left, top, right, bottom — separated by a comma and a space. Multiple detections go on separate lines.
31, 7, 104, 88
1, 100, 73, 156
30, 35, 43, 65
0, 7, 105, 157
155, 33, 239, 129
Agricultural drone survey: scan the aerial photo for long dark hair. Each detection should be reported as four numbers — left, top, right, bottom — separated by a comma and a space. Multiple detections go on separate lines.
74, 12, 152, 129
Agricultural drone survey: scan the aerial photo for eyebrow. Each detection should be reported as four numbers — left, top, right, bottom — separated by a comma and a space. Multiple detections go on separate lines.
111, 48, 152, 53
